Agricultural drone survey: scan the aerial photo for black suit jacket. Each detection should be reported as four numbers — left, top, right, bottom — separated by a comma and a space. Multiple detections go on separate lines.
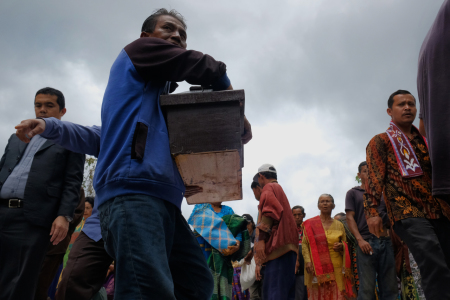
0, 134, 85, 229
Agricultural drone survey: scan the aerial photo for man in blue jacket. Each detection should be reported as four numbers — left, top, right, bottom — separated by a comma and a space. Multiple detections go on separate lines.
16, 8, 251, 300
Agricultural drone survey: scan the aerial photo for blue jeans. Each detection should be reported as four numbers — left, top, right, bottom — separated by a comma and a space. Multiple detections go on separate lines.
356, 237, 397, 300
98, 195, 213, 300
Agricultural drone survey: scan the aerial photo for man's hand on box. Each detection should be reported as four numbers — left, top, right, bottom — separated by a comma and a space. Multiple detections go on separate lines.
15, 118, 46, 143
242, 116, 252, 144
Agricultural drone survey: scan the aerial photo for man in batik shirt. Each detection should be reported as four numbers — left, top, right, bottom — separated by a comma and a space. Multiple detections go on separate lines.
254, 164, 298, 300
364, 90, 450, 299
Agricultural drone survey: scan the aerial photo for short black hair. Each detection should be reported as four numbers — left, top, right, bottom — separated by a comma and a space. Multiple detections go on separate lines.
388, 90, 415, 109
292, 205, 305, 214
318, 193, 334, 204
141, 8, 187, 33
259, 172, 277, 180
251, 181, 260, 189
358, 161, 367, 173
335, 212, 346, 218
85, 197, 95, 207
35, 87, 65, 111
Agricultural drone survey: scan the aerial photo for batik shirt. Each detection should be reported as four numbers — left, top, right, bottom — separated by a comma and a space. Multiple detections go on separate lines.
363, 129, 450, 224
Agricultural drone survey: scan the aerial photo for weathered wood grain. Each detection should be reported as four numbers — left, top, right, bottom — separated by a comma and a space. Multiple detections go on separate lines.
175, 151, 242, 204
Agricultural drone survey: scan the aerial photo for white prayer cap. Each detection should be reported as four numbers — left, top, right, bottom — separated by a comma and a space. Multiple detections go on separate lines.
258, 164, 277, 174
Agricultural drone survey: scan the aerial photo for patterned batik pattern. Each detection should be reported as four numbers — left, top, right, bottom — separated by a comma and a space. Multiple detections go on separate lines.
363, 130, 450, 224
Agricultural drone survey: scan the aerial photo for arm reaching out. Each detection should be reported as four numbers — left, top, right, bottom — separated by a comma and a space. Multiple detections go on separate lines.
16, 117, 101, 157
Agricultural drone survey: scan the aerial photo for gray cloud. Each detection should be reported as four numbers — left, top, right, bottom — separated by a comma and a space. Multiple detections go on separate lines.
0, 0, 444, 219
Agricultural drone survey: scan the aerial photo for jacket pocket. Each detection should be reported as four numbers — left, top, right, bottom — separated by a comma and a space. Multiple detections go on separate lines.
131, 122, 148, 160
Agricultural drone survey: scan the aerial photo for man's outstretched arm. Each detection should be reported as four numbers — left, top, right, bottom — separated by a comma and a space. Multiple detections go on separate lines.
15, 117, 101, 157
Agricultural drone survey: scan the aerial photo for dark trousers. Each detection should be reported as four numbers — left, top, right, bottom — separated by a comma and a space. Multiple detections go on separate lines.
394, 217, 450, 299
294, 275, 307, 300
99, 195, 214, 300
56, 231, 113, 300
262, 251, 296, 300
356, 237, 397, 300
0, 207, 50, 300
35, 234, 72, 300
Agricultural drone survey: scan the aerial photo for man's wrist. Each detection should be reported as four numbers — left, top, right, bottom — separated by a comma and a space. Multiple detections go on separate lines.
64, 216, 72, 222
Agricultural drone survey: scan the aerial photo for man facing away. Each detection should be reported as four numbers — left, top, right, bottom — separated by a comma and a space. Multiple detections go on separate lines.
364, 90, 450, 299
417, 0, 450, 205
254, 164, 298, 300
0, 87, 85, 300
346, 161, 397, 300
292, 205, 307, 300
15, 8, 252, 300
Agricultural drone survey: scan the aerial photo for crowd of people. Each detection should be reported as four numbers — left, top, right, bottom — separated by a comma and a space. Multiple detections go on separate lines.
1, 1, 450, 300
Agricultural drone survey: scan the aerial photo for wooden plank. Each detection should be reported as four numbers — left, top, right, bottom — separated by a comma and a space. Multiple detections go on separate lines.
175, 150, 243, 204
165, 102, 242, 155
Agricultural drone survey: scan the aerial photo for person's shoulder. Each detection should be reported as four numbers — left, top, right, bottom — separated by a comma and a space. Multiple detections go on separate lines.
366, 133, 389, 151
334, 219, 345, 229
125, 37, 178, 51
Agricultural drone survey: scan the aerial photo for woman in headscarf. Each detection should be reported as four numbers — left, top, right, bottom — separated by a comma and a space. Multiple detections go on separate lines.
188, 202, 251, 300
302, 194, 354, 300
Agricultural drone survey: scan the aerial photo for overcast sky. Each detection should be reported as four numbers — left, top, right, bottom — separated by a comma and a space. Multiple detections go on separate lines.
0, 0, 444, 221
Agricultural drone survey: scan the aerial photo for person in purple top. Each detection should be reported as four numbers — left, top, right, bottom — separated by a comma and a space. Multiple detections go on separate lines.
16, 9, 252, 299
417, 0, 450, 204
345, 161, 397, 300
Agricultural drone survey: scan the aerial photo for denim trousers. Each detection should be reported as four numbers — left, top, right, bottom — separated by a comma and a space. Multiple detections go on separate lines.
356, 237, 398, 300
98, 195, 213, 300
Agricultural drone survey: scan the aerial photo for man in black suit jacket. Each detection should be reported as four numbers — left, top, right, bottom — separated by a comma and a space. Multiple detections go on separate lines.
0, 87, 85, 300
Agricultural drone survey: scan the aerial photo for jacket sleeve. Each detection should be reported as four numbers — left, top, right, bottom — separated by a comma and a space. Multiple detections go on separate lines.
57, 151, 85, 218
0, 134, 14, 171
364, 135, 387, 219
42, 117, 101, 157
124, 38, 230, 90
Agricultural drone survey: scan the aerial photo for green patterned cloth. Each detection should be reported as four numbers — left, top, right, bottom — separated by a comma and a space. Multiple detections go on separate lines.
209, 214, 251, 300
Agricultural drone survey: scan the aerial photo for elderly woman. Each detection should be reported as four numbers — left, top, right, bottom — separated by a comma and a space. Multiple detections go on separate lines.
302, 194, 354, 300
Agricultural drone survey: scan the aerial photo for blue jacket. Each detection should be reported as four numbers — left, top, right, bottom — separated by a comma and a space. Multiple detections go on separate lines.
50, 37, 230, 211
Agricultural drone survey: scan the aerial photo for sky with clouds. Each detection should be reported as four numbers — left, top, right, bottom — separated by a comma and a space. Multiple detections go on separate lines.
0, 0, 444, 220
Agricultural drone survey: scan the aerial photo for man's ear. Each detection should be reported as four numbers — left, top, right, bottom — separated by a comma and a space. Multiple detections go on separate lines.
140, 32, 150, 38
387, 107, 392, 118
59, 108, 67, 118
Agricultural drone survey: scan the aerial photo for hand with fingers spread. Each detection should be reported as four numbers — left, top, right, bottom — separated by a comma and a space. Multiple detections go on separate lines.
50, 216, 69, 245
15, 118, 46, 143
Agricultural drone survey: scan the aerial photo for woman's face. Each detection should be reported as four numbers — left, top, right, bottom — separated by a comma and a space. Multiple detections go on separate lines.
318, 196, 335, 214
84, 202, 93, 219
247, 222, 254, 234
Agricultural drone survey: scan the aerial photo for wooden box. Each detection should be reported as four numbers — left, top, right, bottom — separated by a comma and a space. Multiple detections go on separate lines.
160, 89, 245, 204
